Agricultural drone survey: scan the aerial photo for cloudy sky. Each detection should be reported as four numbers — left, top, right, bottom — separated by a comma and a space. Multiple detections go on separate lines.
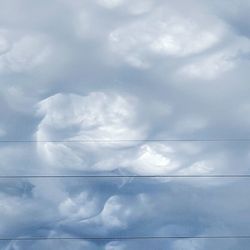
1, 0, 250, 249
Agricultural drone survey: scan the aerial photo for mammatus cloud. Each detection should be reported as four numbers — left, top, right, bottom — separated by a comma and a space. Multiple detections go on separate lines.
36, 92, 145, 142
108, 9, 224, 68
1, 0, 250, 249
94, 143, 180, 175
35, 92, 216, 176
98, 193, 151, 229
35, 92, 147, 170
59, 191, 101, 220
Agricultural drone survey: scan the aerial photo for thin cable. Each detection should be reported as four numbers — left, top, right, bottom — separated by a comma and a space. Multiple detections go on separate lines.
1, 175, 250, 178
1, 236, 250, 241
1, 139, 250, 142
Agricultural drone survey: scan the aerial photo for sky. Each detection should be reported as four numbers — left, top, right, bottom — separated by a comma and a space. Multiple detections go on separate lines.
1, 0, 250, 249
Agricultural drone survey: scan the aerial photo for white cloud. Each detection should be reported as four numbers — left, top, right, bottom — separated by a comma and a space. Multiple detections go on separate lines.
0, 35, 51, 73
178, 161, 214, 175
124, 144, 179, 175
36, 142, 86, 169
37, 92, 144, 141
0, 193, 45, 236
99, 193, 150, 229
59, 191, 101, 220
93, 143, 180, 175
105, 241, 126, 250
176, 157, 228, 187
36, 92, 146, 170
109, 13, 224, 67
179, 36, 250, 79
149, 18, 220, 56
1, 1, 250, 248
179, 52, 235, 80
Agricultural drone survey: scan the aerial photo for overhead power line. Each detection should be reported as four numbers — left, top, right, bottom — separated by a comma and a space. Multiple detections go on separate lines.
1, 236, 250, 241
1, 139, 250, 142
1, 175, 250, 179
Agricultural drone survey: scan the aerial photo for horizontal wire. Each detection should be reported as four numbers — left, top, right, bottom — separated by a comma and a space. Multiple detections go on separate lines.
1, 139, 250, 142
1, 175, 250, 178
1, 236, 250, 241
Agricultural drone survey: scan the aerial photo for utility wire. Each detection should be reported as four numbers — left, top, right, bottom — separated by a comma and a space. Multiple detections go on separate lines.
1, 236, 250, 241
1, 175, 250, 179
1, 139, 250, 142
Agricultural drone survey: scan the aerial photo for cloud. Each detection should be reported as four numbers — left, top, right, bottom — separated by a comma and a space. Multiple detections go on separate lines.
179, 52, 235, 80
105, 241, 127, 250
2, 86, 38, 113
0, 189, 52, 238
172, 239, 204, 250
97, 0, 124, 9
59, 191, 101, 220
4, 236, 99, 250
0, 30, 10, 55
124, 144, 179, 175
178, 36, 250, 80
98, 193, 150, 229
1, 0, 250, 249
172, 116, 208, 135
0, 34, 51, 73
108, 10, 225, 68
36, 92, 145, 141
0, 125, 6, 137
97, 0, 154, 15
35, 92, 146, 170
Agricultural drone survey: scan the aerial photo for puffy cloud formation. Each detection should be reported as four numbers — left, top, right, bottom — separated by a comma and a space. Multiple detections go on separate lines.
98, 193, 150, 229
36, 92, 144, 142
0, 34, 51, 73
1, 0, 250, 249
179, 52, 235, 80
108, 6, 224, 68
59, 191, 101, 220
179, 37, 250, 79
35, 92, 217, 176
110, 17, 220, 55
35, 92, 148, 171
